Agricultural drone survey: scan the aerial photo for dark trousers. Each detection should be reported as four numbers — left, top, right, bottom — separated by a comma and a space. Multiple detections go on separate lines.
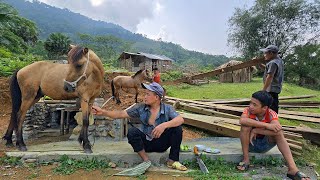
268, 92, 279, 113
127, 126, 182, 161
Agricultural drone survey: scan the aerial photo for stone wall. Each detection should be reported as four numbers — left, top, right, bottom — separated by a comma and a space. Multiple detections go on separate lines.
22, 101, 125, 141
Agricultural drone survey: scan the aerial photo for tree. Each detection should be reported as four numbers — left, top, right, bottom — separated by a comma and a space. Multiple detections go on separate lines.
228, 0, 320, 59
0, 2, 38, 53
285, 41, 320, 88
44, 33, 71, 59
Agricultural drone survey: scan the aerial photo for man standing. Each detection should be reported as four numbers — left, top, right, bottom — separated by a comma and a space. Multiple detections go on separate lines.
92, 82, 187, 171
237, 91, 310, 180
260, 45, 284, 113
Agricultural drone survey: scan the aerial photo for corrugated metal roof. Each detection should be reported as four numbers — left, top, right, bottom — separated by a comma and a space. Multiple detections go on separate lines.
120, 51, 174, 61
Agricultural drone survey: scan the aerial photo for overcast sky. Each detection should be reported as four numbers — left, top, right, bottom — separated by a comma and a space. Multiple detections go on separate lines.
31, 0, 254, 56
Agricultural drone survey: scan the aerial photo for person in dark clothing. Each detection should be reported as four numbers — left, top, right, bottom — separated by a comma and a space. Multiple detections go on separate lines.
260, 45, 284, 113
92, 82, 187, 171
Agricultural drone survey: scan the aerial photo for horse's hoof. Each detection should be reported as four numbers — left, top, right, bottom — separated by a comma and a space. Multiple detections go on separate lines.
18, 146, 27, 151
5, 143, 14, 148
84, 148, 93, 154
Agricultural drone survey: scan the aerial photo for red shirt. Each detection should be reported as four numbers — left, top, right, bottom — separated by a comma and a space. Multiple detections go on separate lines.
153, 73, 161, 83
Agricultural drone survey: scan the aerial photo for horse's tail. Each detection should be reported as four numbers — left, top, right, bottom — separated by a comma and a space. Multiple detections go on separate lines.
111, 79, 115, 98
10, 71, 21, 129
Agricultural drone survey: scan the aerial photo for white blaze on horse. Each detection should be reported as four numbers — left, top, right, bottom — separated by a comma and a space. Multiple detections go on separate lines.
111, 69, 151, 104
3, 45, 104, 154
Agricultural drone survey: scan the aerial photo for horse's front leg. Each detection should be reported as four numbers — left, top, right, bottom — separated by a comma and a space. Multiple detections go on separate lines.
16, 99, 36, 151
135, 87, 138, 103
79, 100, 93, 154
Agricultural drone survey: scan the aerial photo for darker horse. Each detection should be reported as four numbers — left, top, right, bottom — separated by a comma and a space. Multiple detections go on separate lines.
3, 45, 104, 154
111, 69, 151, 104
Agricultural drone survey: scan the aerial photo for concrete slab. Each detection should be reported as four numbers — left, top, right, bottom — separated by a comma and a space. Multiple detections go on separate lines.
5, 137, 282, 167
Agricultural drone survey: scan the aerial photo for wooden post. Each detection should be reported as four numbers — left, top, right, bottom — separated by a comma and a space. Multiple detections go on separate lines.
59, 108, 65, 135
66, 111, 70, 134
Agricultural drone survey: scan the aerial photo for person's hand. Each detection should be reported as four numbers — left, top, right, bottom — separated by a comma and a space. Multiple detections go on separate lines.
266, 123, 282, 132
152, 123, 167, 138
91, 105, 104, 116
250, 129, 257, 146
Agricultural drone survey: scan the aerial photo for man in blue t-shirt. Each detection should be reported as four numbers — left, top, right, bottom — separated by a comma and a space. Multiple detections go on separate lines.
260, 45, 284, 113
92, 82, 187, 171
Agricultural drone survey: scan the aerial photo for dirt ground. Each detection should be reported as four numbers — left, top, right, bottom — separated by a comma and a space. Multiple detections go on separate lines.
0, 75, 201, 179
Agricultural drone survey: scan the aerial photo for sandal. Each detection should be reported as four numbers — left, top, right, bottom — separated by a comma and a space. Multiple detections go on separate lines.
287, 171, 310, 180
167, 161, 188, 171
236, 162, 249, 171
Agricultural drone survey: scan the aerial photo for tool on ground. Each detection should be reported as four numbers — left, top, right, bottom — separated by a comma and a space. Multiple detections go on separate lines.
193, 146, 209, 174
114, 160, 151, 176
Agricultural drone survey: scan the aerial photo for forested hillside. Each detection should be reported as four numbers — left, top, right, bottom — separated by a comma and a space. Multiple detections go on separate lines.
3, 0, 229, 67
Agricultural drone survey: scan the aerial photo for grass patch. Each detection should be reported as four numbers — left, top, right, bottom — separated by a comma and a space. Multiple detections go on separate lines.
0, 156, 22, 166
297, 141, 320, 172
184, 156, 286, 180
165, 78, 320, 100
184, 156, 243, 179
53, 155, 109, 175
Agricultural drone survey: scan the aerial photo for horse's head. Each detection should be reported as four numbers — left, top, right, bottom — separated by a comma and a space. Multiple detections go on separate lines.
144, 69, 153, 82
64, 45, 92, 92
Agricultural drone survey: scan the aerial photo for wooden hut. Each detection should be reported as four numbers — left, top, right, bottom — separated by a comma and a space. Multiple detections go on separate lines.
216, 60, 256, 83
118, 52, 173, 72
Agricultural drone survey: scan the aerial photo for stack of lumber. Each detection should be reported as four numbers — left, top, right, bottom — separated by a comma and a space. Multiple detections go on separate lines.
165, 95, 320, 156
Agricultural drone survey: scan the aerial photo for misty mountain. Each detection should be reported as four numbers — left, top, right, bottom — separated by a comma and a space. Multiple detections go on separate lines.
3, 0, 229, 66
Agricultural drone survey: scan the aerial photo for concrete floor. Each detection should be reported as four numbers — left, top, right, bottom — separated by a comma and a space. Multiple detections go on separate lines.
5, 137, 282, 167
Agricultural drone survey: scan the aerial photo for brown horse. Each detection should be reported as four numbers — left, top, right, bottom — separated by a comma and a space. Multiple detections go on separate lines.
111, 69, 151, 104
3, 45, 104, 154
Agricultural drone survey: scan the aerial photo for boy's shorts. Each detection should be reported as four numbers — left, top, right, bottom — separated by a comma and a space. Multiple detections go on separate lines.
249, 135, 276, 153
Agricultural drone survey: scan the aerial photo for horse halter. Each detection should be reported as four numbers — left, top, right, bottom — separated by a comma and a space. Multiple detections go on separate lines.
64, 51, 90, 92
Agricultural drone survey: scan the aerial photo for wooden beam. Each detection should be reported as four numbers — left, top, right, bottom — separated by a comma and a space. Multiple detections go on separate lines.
163, 57, 265, 84
195, 95, 317, 105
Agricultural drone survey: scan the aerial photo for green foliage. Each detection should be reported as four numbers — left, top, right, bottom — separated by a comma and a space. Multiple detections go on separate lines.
161, 70, 184, 82
228, 0, 320, 59
250, 156, 284, 167
184, 157, 242, 180
0, 2, 38, 53
0, 54, 41, 76
44, 33, 71, 59
0, 156, 22, 166
53, 155, 109, 175
78, 33, 132, 66
0, 46, 12, 58
285, 42, 320, 89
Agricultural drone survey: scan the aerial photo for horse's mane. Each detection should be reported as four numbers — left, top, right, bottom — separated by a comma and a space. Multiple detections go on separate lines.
132, 69, 143, 78
69, 46, 85, 63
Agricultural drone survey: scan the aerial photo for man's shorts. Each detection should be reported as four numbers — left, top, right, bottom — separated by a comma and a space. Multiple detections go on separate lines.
249, 135, 276, 153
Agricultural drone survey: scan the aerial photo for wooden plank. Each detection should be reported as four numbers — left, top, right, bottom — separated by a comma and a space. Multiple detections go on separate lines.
288, 143, 303, 152
163, 57, 265, 84
286, 138, 303, 146
291, 150, 302, 156
180, 101, 320, 124
195, 95, 317, 105
167, 100, 239, 119
227, 104, 320, 108
43, 100, 77, 104
180, 112, 240, 138
280, 109, 320, 118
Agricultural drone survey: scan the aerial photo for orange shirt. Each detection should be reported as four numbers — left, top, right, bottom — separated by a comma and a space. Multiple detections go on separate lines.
153, 73, 161, 83
242, 107, 278, 123
242, 107, 278, 137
